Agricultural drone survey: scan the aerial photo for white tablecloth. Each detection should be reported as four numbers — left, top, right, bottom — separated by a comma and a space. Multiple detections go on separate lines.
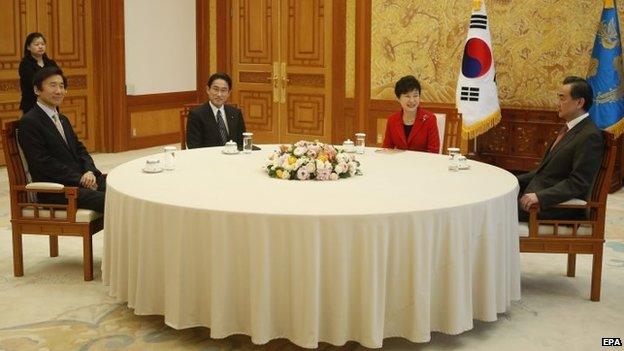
102, 146, 521, 348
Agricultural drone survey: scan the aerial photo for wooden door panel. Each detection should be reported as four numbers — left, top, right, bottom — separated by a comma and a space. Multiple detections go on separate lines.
232, 0, 279, 143
280, 0, 331, 143
286, 0, 324, 67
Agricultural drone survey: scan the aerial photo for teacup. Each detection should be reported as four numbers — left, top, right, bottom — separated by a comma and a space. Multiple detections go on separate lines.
343, 139, 355, 153
145, 158, 162, 172
224, 140, 238, 154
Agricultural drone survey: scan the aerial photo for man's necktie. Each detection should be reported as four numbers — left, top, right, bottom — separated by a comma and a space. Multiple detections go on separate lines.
216, 110, 228, 144
550, 124, 569, 151
52, 114, 67, 144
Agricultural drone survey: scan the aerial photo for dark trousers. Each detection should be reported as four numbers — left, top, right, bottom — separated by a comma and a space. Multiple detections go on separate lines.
38, 176, 107, 214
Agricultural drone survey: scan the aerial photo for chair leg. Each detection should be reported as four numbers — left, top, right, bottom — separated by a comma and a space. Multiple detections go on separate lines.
49, 236, 59, 257
590, 247, 604, 302
83, 234, 93, 281
567, 253, 576, 277
12, 227, 24, 277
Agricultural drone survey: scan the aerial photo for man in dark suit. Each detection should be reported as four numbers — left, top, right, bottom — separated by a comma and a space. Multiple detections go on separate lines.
18, 66, 105, 213
186, 72, 246, 149
517, 76, 604, 221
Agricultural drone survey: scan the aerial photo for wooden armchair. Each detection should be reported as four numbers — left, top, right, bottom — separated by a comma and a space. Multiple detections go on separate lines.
1, 121, 103, 281
518, 131, 617, 301
434, 113, 462, 154
179, 103, 201, 149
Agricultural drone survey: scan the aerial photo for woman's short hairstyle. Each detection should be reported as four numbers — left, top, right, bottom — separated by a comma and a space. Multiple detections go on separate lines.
23, 32, 46, 57
394, 75, 421, 98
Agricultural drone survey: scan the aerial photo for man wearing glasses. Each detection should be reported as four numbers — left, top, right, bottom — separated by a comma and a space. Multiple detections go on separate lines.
186, 72, 246, 149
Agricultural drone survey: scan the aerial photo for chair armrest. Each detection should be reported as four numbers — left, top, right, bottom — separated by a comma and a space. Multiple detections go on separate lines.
12, 184, 80, 222
25, 182, 65, 190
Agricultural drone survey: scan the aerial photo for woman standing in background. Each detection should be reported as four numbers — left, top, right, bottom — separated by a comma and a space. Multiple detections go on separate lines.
19, 32, 58, 113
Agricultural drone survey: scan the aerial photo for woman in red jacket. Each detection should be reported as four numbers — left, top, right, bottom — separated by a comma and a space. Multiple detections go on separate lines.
382, 75, 440, 153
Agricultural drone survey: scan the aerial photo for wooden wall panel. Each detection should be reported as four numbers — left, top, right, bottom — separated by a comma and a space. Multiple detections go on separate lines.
126, 91, 197, 149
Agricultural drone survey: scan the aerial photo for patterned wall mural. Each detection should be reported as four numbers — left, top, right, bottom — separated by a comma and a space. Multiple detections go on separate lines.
346, 0, 624, 109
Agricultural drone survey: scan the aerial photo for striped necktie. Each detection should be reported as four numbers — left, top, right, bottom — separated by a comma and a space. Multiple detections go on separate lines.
216, 110, 228, 144
52, 114, 67, 144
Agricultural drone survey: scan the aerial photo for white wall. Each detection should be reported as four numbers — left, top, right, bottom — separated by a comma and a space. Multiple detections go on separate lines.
124, 0, 197, 95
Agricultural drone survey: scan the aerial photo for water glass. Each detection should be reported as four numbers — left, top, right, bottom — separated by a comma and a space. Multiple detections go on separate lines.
163, 146, 176, 170
447, 147, 460, 159
243, 132, 253, 153
355, 133, 366, 154
448, 154, 459, 172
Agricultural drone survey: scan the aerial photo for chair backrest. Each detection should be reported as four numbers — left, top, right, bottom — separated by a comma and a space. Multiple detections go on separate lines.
1, 121, 29, 188
434, 113, 446, 153
589, 131, 617, 224
180, 103, 201, 149
436, 113, 462, 154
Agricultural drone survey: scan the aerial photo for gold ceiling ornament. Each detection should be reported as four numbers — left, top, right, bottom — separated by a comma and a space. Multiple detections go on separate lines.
598, 19, 619, 50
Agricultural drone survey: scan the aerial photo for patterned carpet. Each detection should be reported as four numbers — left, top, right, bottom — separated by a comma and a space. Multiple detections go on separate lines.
0, 147, 623, 350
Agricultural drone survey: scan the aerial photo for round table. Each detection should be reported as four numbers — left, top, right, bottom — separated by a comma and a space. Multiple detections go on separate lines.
102, 146, 521, 348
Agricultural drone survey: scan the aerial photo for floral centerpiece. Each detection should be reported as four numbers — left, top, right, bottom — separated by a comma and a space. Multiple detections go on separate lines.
266, 140, 362, 180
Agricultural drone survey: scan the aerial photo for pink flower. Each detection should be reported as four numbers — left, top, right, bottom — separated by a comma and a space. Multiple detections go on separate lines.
297, 167, 310, 180
316, 168, 332, 180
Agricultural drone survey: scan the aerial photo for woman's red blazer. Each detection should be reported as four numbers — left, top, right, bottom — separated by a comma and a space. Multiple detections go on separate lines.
381, 108, 440, 153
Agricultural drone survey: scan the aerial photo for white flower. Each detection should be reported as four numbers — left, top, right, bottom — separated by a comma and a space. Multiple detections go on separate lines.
334, 162, 348, 174
306, 161, 316, 173
329, 172, 339, 181
293, 146, 307, 156
281, 170, 291, 179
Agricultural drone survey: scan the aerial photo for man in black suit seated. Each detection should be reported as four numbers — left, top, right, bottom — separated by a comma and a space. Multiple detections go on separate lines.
186, 72, 246, 149
517, 76, 604, 221
18, 66, 106, 213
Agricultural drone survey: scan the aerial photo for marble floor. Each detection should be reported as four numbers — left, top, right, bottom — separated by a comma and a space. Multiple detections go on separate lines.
0, 146, 623, 350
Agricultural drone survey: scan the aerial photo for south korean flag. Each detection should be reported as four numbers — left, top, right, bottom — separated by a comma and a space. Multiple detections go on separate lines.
455, 0, 501, 139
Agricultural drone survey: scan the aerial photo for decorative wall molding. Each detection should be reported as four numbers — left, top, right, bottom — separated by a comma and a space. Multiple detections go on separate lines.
289, 73, 324, 87
239, 71, 271, 84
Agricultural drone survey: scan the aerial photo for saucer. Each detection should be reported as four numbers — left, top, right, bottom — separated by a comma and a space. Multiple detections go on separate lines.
142, 167, 163, 173
222, 150, 240, 155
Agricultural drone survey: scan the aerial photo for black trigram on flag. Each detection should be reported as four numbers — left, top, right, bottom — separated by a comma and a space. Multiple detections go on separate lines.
470, 14, 487, 29
460, 86, 480, 101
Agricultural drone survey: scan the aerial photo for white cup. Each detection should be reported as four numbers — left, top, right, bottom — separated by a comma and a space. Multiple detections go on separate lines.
343, 139, 355, 152
145, 158, 161, 172
225, 140, 237, 154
